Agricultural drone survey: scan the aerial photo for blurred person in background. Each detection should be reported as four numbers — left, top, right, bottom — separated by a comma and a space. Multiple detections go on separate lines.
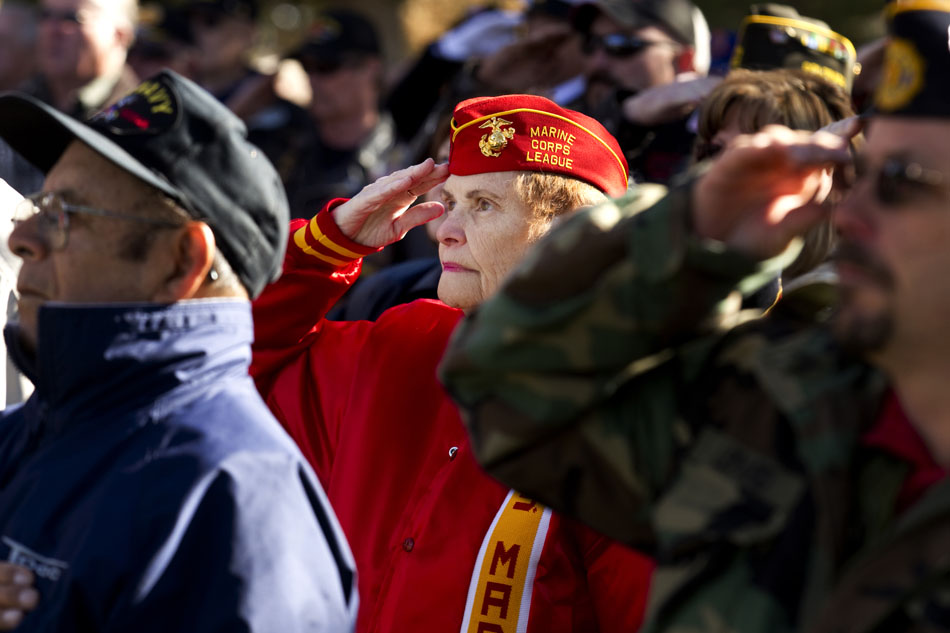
185, 0, 255, 98
184, 0, 310, 182
570, 0, 711, 184
251, 94, 653, 633
691, 5, 861, 308
694, 68, 857, 306
388, 0, 589, 157
0, 2, 37, 92
23, 0, 138, 118
126, 6, 198, 81
282, 8, 397, 219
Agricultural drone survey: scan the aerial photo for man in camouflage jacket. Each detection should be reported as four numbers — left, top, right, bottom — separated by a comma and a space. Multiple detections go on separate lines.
441, 3, 950, 632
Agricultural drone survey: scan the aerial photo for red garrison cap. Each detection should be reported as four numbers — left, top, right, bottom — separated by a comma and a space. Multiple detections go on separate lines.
448, 94, 629, 197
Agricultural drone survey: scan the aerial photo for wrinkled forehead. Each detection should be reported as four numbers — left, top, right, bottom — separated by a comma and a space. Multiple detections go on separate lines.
442, 171, 519, 197
44, 141, 156, 202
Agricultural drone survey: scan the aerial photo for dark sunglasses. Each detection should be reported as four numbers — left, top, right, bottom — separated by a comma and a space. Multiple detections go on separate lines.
582, 33, 674, 58
847, 156, 945, 207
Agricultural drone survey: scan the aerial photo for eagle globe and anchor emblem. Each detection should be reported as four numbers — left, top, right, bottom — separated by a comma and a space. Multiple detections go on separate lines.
478, 117, 516, 157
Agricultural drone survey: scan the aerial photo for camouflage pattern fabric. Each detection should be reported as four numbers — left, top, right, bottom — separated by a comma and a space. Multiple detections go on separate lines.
440, 178, 950, 632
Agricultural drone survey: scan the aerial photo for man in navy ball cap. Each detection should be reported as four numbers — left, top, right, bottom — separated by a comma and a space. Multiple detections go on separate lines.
0, 70, 357, 631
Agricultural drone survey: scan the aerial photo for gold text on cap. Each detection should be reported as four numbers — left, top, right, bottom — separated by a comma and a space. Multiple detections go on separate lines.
479, 117, 515, 157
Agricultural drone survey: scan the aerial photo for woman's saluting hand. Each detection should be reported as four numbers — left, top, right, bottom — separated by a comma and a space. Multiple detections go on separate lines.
333, 159, 449, 248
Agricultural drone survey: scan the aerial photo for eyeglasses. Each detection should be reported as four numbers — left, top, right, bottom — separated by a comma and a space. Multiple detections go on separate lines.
13, 192, 183, 251
846, 156, 946, 208
582, 33, 675, 58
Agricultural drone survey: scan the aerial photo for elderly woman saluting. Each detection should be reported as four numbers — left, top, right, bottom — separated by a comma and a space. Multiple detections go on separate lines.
250, 95, 651, 633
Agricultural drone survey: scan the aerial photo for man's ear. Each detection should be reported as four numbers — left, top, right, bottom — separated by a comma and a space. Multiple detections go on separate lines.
115, 21, 136, 51
152, 221, 215, 303
674, 46, 696, 74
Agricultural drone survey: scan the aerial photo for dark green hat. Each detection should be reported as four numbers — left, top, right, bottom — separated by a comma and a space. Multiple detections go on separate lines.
731, 4, 858, 92
874, 1, 950, 116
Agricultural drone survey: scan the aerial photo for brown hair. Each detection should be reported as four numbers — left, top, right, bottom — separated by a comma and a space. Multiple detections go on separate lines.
697, 69, 855, 148
695, 69, 857, 279
513, 172, 607, 240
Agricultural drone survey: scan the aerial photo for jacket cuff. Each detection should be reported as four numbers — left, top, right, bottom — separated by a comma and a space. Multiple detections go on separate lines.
291, 199, 381, 268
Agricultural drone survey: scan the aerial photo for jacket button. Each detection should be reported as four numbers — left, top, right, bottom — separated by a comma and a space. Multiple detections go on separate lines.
403, 538, 414, 552
448, 446, 458, 460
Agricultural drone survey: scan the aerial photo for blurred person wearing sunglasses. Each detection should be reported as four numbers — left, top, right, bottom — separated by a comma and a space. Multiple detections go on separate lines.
20, 0, 138, 119
622, 3, 859, 140
443, 2, 950, 632
126, 6, 198, 83
282, 9, 398, 219
0, 70, 357, 631
184, 0, 259, 98
690, 6, 861, 309
570, 0, 710, 184
183, 0, 311, 186
388, 1, 586, 148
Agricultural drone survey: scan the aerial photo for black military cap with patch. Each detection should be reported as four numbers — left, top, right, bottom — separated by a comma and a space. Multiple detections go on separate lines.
731, 4, 859, 92
875, 0, 950, 117
0, 70, 289, 298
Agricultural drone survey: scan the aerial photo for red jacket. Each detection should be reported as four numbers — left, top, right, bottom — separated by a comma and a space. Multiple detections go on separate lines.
251, 210, 653, 633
